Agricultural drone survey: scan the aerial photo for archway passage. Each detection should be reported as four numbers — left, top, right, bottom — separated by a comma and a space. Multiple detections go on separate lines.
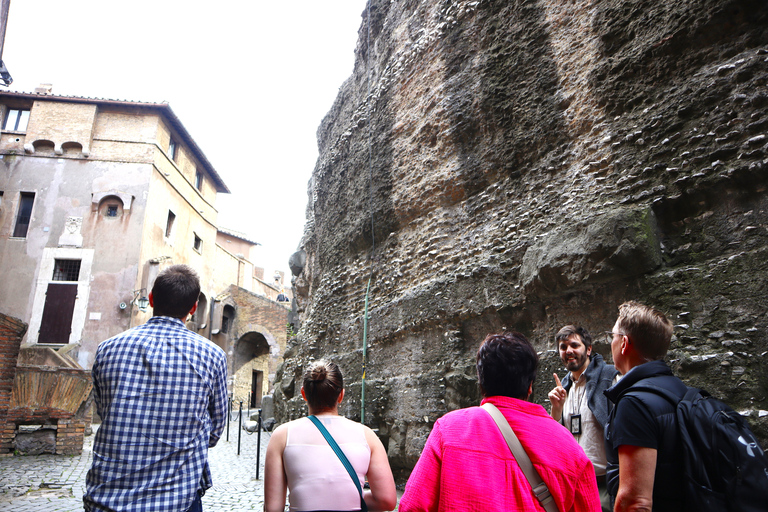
233, 332, 270, 407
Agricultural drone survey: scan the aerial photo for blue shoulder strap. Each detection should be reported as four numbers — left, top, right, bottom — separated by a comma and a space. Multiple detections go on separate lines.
308, 415, 368, 512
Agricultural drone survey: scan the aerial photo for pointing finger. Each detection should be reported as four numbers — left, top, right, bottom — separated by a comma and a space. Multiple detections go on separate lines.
553, 373, 562, 388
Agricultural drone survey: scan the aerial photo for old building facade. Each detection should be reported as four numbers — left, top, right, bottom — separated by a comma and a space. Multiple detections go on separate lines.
0, 88, 228, 369
0, 89, 289, 409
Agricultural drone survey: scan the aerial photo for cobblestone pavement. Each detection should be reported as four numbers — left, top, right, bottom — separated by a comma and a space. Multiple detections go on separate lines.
0, 417, 271, 512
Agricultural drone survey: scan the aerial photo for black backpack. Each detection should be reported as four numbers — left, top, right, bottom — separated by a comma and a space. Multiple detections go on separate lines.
636, 384, 768, 512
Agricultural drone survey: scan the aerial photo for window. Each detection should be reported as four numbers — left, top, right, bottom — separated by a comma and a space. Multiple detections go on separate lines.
165, 210, 175, 238
3, 109, 30, 132
195, 169, 203, 190
97, 196, 124, 218
168, 137, 177, 161
13, 192, 35, 238
193, 233, 203, 253
221, 305, 235, 335
52, 259, 81, 281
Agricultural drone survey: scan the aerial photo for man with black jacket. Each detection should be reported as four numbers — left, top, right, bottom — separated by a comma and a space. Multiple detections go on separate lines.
549, 325, 619, 512
603, 301, 687, 512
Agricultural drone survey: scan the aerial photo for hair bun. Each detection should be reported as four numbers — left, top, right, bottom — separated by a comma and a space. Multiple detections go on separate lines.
311, 363, 328, 381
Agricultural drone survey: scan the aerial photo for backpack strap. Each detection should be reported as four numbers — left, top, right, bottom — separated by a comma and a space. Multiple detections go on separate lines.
482, 402, 560, 512
625, 383, 704, 407
308, 415, 368, 512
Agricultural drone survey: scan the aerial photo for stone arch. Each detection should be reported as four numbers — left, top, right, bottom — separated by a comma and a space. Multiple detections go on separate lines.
232, 331, 272, 407
96, 195, 125, 219
195, 292, 208, 328
211, 298, 236, 354
233, 332, 270, 374
25, 139, 55, 155
185, 291, 208, 333
91, 190, 133, 212
221, 304, 236, 335
61, 141, 85, 156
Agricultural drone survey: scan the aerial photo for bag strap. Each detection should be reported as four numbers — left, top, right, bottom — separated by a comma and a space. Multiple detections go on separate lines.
481, 402, 559, 512
308, 415, 368, 512
623, 383, 701, 407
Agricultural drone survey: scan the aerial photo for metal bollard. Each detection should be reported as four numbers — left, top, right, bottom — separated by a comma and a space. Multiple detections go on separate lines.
226, 396, 231, 442
255, 408, 263, 479
237, 401, 243, 455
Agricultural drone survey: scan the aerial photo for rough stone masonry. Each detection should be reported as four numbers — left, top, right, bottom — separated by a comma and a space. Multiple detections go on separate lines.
276, 0, 768, 480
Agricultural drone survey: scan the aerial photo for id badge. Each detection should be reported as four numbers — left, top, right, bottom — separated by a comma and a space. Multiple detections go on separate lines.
570, 414, 582, 435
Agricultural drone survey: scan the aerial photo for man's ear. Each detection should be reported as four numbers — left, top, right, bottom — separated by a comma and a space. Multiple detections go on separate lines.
621, 335, 631, 355
148, 292, 154, 308
337, 388, 345, 404
300, 386, 307, 402
188, 301, 198, 318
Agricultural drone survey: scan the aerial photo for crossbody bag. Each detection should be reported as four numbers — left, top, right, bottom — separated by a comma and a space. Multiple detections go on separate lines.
481, 402, 559, 512
308, 415, 368, 512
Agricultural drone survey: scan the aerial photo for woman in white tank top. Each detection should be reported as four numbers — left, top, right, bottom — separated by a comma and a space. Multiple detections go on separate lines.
264, 360, 397, 512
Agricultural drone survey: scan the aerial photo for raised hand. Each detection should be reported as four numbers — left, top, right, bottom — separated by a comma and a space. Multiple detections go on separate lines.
548, 373, 567, 421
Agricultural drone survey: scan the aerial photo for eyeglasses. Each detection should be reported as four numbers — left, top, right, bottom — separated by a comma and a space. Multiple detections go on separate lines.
604, 331, 627, 343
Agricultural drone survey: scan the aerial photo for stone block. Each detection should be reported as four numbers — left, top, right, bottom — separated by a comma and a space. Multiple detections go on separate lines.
14, 428, 56, 455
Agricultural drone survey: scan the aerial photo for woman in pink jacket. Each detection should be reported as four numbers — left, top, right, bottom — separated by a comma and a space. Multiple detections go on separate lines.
399, 332, 601, 512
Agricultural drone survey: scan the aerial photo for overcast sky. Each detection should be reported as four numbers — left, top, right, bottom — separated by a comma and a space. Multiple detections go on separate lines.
2, 0, 366, 279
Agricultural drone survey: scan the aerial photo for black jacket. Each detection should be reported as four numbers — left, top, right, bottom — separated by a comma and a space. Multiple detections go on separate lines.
604, 360, 687, 511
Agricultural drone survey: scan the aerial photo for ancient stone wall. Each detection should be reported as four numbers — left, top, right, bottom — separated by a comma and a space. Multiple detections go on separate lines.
278, 0, 768, 479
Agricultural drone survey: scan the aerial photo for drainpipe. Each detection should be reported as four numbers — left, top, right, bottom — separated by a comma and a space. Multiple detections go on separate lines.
361, 277, 371, 424
208, 297, 217, 340
0, 0, 13, 86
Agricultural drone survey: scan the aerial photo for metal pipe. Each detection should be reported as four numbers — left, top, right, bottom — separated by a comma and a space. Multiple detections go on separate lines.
255, 408, 262, 480
0, 0, 13, 87
0, 0, 10, 62
226, 395, 231, 442
237, 401, 243, 455
361, 277, 371, 424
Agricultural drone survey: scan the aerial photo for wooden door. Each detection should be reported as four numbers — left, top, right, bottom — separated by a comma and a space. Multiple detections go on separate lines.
38, 283, 77, 343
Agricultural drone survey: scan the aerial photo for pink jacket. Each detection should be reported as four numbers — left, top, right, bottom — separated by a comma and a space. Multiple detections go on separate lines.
399, 396, 601, 512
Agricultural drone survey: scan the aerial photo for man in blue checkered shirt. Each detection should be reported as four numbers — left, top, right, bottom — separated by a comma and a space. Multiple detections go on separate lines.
84, 265, 228, 512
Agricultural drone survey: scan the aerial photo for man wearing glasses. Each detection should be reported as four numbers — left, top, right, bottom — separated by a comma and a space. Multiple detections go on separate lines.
548, 325, 619, 512
603, 301, 687, 512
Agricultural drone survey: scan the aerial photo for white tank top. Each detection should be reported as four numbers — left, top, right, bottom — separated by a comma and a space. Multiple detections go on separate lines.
283, 415, 371, 511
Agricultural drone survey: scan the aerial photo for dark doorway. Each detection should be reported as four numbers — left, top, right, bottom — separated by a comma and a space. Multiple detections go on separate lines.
38, 283, 77, 343
251, 370, 263, 408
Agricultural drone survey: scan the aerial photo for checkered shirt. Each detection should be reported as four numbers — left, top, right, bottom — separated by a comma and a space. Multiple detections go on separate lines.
84, 316, 228, 512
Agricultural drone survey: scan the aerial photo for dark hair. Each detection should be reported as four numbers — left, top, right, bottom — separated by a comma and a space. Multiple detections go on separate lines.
476, 332, 539, 399
555, 325, 592, 349
302, 360, 344, 411
617, 301, 673, 361
151, 264, 201, 319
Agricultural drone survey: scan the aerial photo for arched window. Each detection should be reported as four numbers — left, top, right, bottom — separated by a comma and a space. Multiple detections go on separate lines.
32, 139, 55, 155
221, 305, 236, 334
61, 141, 83, 156
97, 196, 124, 218
195, 293, 208, 327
